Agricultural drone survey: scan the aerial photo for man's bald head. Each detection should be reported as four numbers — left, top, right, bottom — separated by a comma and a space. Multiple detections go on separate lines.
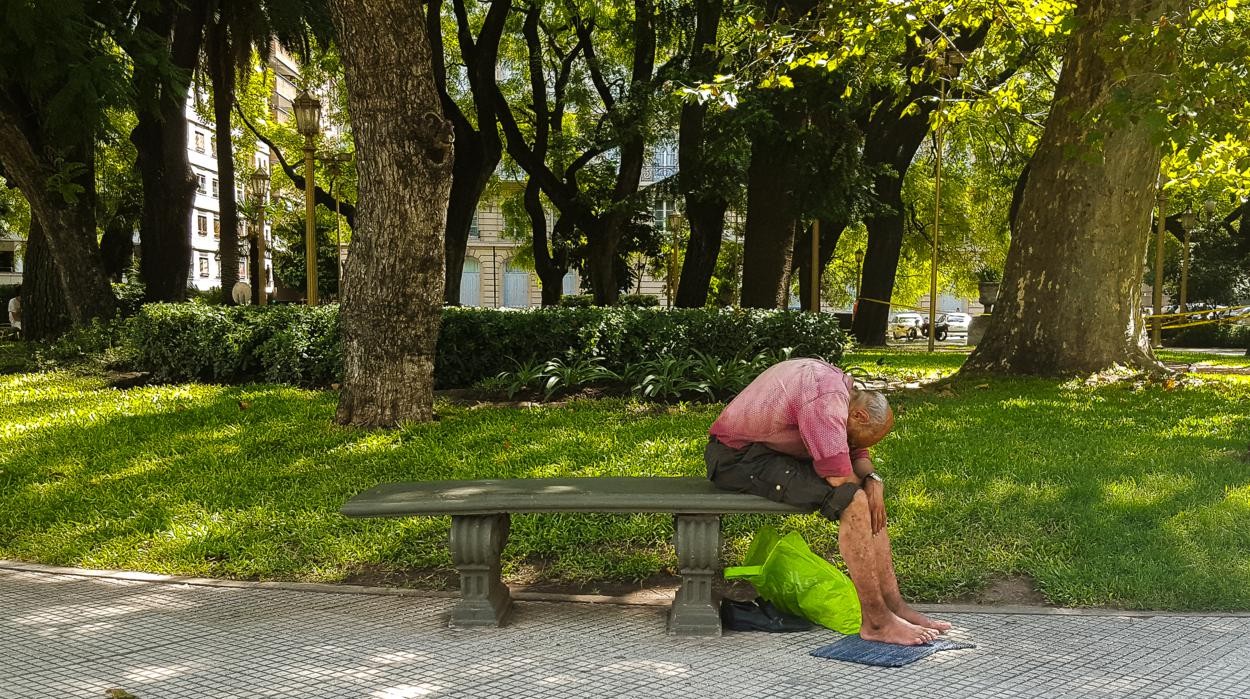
847, 389, 894, 450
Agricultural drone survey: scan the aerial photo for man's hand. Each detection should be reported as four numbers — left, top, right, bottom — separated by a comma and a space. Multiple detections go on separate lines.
863, 478, 887, 534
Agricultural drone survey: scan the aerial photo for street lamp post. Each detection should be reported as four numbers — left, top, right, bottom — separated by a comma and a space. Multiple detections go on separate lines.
324, 152, 350, 301
809, 219, 820, 313
1152, 179, 1166, 347
293, 91, 322, 306
249, 169, 270, 306
667, 210, 682, 308
928, 46, 964, 352
853, 248, 864, 317
1180, 204, 1196, 313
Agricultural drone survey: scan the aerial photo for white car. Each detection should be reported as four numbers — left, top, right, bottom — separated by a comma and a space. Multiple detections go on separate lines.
943, 312, 972, 335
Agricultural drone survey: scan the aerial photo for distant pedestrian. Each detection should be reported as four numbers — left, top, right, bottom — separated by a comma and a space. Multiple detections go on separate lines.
6, 284, 20, 332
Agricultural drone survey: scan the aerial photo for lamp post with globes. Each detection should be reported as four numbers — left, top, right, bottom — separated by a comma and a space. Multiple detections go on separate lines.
324, 152, 351, 300
249, 169, 270, 306
293, 91, 322, 305
853, 248, 864, 318
1179, 204, 1196, 313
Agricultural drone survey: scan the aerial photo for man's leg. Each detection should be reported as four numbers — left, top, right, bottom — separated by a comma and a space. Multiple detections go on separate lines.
868, 523, 951, 632
837, 490, 937, 645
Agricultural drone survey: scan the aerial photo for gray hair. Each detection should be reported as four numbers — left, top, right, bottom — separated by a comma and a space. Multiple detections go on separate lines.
851, 389, 891, 426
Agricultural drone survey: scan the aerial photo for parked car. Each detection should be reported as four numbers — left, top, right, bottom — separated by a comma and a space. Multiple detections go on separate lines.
889, 312, 924, 340
943, 312, 972, 335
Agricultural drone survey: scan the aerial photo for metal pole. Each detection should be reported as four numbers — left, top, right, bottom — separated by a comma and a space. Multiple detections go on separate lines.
1180, 226, 1190, 313
929, 80, 944, 353
332, 179, 342, 301
810, 219, 820, 313
257, 198, 267, 306
1152, 183, 1165, 347
304, 137, 318, 305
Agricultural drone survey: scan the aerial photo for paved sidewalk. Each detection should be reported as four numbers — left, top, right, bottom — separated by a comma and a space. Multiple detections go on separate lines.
2, 567, 1249, 699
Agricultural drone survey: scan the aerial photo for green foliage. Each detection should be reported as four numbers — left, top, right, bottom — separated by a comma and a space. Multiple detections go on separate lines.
1164, 321, 1250, 350
34, 316, 136, 370
272, 217, 343, 299
124, 304, 845, 390
616, 294, 660, 308
437, 306, 846, 389
557, 294, 595, 308
130, 303, 341, 387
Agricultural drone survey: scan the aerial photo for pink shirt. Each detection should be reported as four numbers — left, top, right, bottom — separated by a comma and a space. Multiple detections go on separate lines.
709, 358, 870, 478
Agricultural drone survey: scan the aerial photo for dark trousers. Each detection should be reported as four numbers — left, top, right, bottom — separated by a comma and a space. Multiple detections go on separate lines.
705, 436, 860, 522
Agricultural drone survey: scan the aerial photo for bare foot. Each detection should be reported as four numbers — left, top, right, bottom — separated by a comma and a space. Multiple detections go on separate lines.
858, 616, 939, 646
893, 603, 953, 633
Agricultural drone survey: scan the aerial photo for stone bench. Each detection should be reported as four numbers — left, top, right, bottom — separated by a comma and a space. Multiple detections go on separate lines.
341, 476, 804, 636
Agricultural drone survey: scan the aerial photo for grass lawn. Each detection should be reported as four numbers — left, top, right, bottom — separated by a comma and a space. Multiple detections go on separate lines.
1156, 349, 1250, 369
2, 347, 1249, 610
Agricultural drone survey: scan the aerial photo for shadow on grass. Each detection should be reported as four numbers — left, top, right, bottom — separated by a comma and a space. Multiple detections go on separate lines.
2, 370, 1249, 609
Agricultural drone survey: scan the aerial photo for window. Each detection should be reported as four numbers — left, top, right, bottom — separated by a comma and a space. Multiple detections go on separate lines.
0, 250, 14, 272
653, 199, 678, 232
469, 213, 480, 238
194, 131, 205, 154
211, 179, 219, 198
198, 256, 209, 277
214, 254, 221, 278
196, 174, 207, 195
212, 218, 220, 238
239, 258, 248, 278
562, 271, 577, 296
197, 215, 208, 236
459, 258, 480, 306
209, 135, 216, 153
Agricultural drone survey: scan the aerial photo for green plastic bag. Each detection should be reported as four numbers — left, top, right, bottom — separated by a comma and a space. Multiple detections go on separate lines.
723, 526, 862, 634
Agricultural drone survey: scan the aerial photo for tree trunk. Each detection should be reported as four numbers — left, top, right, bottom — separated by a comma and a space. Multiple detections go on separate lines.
794, 216, 846, 312
332, 0, 453, 427
850, 107, 932, 345
131, 1, 206, 303
442, 136, 489, 305
963, 0, 1173, 375
99, 213, 135, 282
740, 122, 800, 308
207, 22, 240, 304
526, 179, 570, 306
673, 0, 726, 309
20, 219, 71, 341
0, 117, 115, 326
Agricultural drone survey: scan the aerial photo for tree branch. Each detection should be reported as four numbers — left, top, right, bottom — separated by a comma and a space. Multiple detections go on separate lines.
234, 103, 355, 227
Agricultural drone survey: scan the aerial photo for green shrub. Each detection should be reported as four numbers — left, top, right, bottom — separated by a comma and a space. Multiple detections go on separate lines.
557, 294, 595, 308
35, 316, 136, 369
127, 303, 847, 389
616, 294, 660, 308
1163, 320, 1249, 349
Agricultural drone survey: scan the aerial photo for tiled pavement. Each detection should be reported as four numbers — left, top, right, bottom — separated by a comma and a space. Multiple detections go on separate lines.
2, 567, 1248, 699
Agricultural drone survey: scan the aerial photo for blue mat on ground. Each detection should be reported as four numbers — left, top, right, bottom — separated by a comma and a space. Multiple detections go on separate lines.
810, 635, 976, 667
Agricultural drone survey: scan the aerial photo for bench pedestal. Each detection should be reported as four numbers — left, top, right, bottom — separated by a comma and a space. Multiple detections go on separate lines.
449, 514, 512, 628
669, 514, 722, 636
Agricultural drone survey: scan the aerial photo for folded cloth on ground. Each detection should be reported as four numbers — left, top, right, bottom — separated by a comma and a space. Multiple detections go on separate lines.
809, 635, 976, 667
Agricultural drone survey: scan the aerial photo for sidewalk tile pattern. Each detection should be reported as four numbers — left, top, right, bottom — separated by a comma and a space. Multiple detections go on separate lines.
2, 569, 1248, 698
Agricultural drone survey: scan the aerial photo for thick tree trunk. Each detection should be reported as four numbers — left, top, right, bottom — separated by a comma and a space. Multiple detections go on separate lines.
585, 0, 655, 306
673, 0, 726, 309
0, 118, 114, 326
207, 23, 240, 304
964, 0, 1172, 375
20, 219, 71, 341
794, 217, 845, 312
740, 123, 800, 308
332, 0, 453, 427
850, 109, 931, 345
131, 1, 205, 303
99, 213, 135, 282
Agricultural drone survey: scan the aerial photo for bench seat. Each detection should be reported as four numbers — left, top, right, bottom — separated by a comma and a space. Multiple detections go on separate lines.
342, 476, 805, 636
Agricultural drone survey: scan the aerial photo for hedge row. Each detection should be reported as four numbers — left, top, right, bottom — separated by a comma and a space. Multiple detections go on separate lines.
127, 303, 848, 388
1163, 320, 1249, 350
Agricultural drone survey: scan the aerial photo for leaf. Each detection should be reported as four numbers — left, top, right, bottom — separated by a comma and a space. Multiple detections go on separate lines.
842, 84, 853, 99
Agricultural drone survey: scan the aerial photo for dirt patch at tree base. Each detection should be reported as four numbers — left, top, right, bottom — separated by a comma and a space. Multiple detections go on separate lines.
953, 574, 1049, 606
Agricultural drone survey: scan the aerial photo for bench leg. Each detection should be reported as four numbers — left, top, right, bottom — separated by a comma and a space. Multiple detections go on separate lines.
449, 513, 512, 628
669, 514, 722, 636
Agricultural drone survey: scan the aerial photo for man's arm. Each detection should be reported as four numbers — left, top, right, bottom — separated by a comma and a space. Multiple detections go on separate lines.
825, 456, 886, 534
